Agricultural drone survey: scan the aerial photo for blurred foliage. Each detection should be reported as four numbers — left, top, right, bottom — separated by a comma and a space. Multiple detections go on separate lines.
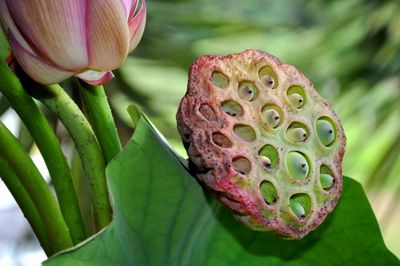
107, 0, 400, 257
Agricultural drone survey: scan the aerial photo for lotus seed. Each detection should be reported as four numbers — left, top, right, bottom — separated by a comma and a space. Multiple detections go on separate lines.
261, 75, 275, 89
212, 132, 232, 148
259, 144, 279, 168
288, 93, 304, 108
199, 104, 216, 120
263, 109, 280, 128
287, 152, 309, 179
259, 65, 278, 89
286, 127, 307, 142
212, 71, 229, 88
233, 157, 251, 175
316, 118, 335, 146
221, 101, 243, 117
290, 201, 305, 218
320, 173, 334, 189
233, 124, 256, 142
260, 155, 272, 169
260, 181, 278, 205
238, 84, 255, 101
289, 193, 311, 219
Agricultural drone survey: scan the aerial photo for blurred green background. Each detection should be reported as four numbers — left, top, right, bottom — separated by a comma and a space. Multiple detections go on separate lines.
108, 0, 400, 257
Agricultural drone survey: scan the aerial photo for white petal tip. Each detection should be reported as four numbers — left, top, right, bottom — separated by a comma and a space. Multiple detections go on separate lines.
76, 70, 114, 86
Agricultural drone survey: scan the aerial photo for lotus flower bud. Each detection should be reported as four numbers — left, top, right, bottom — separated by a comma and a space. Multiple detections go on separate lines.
0, 0, 146, 85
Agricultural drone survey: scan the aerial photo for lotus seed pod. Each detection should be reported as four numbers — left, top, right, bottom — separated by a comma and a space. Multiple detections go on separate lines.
177, 49, 346, 239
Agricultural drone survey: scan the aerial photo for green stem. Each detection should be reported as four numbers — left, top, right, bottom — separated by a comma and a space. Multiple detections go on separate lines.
71, 149, 96, 236
40, 84, 112, 230
0, 121, 73, 253
0, 95, 10, 116
0, 62, 86, 244
0, 157, 52, 256
79, 82, 122, 163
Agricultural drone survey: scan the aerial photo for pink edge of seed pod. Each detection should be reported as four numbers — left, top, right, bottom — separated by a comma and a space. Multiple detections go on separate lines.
0, 0, 146, 85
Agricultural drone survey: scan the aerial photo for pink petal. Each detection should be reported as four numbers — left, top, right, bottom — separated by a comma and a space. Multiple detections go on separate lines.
120, 0, 132, 18
128, 0, 146, 53
128, 0, 140, 19
76, 70, 114, 86
9, 33, 73, 85
87, 0, 129, 70
6, 0, 88, 70
0, 1, 33, 53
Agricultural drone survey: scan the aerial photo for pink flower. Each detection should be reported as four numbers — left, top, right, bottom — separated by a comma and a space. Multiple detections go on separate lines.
0, 0, 146, 85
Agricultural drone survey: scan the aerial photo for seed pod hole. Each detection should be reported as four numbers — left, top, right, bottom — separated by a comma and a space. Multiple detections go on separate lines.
260, 181, 278, 205
211, 70, 229, 88
212, 132, 232, 148
286, 152, 310, 180
233, 124, 256, 142
199, 104, 216, 121
316, 117, 336, 146
258, 65, 278, 89
258, 144, 279, 169
232, 157, 251, 175
221, 100, 243, 117
238, 81, 258, 102
289, 193, 311, 219
287, 85, 306, 108
286, 122, 309, 143
261, 104, 283, 128
320, 165, 334, 190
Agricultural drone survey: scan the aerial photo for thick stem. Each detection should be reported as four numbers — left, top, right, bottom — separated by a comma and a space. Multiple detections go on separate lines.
0, 62, 86, 244
0, 157, 52, 256
40, 84, 112, 230
0, 121, 73, 253
79, 82, 122, 163
0, 95, 10, 116
71, 149, 96, 236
